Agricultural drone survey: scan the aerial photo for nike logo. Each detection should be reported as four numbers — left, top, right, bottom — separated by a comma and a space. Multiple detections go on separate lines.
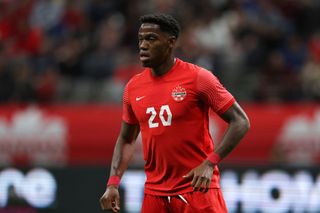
136, 96, 145, 101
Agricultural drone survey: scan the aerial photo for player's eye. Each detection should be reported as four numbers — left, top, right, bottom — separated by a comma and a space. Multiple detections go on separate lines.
147, 36, 156, 41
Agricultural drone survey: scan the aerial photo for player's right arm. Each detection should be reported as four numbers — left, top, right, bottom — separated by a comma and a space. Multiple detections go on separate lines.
100, 121, 140, 212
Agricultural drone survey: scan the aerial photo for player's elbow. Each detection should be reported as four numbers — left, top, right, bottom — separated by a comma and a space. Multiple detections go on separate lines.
245, 117, 250, 133
234, 114, 250, 137
240, 115, 250, 135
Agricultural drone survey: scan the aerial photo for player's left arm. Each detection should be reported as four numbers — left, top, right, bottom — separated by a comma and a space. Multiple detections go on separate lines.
213, 101, 250, 160
183, 69, 250, 193
183, 102, 250, 192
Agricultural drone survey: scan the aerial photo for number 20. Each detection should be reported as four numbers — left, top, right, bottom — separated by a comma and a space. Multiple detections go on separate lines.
146, 105, 172, 128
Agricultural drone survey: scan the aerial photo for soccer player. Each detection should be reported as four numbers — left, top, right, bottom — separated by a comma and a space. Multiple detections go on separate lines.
100, 13, 250, 213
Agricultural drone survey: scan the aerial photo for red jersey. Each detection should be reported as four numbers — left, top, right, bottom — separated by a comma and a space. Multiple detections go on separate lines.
122, 58, 235, 196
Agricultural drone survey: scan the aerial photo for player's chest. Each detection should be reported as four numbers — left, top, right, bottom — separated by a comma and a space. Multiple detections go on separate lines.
130, 80, 198, 124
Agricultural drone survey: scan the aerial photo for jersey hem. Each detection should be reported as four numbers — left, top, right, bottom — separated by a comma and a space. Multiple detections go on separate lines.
143, 185, 220, 196
122, 118, 139, 125
217, 98, 235, 115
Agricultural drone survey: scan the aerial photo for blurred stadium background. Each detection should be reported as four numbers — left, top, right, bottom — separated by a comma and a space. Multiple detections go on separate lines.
0, 0, 320, 212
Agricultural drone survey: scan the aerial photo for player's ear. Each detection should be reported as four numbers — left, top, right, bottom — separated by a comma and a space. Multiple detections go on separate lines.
168, 36, 177, 48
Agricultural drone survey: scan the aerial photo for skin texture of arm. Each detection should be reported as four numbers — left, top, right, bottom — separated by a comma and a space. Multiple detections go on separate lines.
183, 102, 250, 193
215, 102, 250, 159
100, 122, 140, 213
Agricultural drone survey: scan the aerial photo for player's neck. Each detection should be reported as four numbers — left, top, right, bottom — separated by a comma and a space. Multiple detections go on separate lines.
151, 57, 176, 77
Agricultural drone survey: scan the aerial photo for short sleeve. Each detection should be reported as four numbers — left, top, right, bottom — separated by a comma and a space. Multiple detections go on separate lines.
122, 83, 139, 124
197, 69, 235, 114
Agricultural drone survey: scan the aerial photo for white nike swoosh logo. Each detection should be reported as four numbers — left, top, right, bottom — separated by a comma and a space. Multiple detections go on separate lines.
136, 96, 145, 101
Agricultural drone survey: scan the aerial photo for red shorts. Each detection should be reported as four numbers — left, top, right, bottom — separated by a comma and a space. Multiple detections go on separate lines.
141, 189, 228, 213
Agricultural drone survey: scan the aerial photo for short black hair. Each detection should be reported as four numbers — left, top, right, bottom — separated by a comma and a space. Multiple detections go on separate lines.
139, 13, 180, 38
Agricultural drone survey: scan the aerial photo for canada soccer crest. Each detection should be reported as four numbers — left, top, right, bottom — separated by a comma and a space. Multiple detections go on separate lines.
171, 85, 187, 102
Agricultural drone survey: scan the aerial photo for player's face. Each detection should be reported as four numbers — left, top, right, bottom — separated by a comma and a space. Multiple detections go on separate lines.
138, 23, 173, 68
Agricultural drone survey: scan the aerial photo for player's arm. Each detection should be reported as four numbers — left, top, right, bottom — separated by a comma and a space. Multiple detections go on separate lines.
184, 69, 250, 193
100, 121, 140, 213
184, 102, 249, 193
213, 101, 250, 160
109, 121, 140, 179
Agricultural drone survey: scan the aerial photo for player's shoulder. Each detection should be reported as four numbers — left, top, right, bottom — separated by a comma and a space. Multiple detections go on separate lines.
178, 59, 215, 78
125, 68, 149, 88
178, 59, 200, 71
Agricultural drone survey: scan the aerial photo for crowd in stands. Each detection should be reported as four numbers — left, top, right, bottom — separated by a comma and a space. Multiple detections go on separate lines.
0, 0, 320, 104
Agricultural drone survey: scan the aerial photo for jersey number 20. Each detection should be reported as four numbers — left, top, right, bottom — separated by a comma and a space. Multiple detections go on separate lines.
146, 105, 172, 128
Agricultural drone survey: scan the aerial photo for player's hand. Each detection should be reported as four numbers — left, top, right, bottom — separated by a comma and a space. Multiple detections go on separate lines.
182, 160, 215, 193
99, 185, 120, 212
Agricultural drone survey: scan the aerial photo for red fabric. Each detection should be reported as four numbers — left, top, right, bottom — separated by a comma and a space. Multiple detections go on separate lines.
0, 19, 11, 40
207, 152, 221, 164
107, 176, 120, 187
122, 83, 139, 124
62, 7, 86, 32
196, 68, 235, 114
36, 70, 57, 103
2, 0, 34, 38
122, 58, 235, 195
309, 37, 320, 62
12, 27, 43, 55
141, 189, 227, 213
